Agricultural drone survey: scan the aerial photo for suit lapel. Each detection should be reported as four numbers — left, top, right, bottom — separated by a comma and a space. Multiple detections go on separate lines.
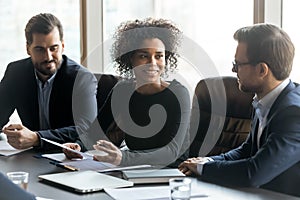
26, 60, 40, 129
251, 115, 259, 155
259, 81, 296, 146
268, 81, 295, 118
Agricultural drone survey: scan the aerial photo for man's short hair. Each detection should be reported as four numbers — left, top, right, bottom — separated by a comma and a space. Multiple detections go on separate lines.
25, 13, 63, 45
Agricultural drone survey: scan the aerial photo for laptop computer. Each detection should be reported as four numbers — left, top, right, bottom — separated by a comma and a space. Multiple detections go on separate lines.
38, 170, 133, 193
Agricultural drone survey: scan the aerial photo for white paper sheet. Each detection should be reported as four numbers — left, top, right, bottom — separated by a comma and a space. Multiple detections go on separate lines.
40, 138, 151, 172
35, 197, 54, 200
41, 138, 94, 158
41, 152, 151, 172
41, 150, 106, 162
58, 158, 116, 171
57, 158, 151, 172
104, 186, 208, 200
41, 153, 70, 162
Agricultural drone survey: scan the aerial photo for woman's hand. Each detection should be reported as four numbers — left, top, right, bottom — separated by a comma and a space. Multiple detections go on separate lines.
62, 143, 83, 159
93, 140, 122, 166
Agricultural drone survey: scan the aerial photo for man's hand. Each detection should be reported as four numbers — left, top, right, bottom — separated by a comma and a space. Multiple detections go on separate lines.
178, 157, 200, 176
2, 124, 39, 149
178, 157, 211, 176
62, 143, 83, 159
93, 140, 122, 166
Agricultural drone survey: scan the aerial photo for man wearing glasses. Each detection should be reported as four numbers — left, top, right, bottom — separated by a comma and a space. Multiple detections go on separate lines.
179, 24, 300, 197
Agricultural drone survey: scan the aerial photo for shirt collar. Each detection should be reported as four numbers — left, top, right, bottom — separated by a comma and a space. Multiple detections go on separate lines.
35, 70, 57, 87
252, 78, 290, 115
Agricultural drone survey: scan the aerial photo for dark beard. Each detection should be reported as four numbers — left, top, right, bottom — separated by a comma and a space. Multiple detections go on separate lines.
35, 60, 61, 76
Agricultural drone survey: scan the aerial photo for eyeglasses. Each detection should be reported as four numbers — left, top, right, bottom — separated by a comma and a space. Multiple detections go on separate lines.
232, 61, 256, 71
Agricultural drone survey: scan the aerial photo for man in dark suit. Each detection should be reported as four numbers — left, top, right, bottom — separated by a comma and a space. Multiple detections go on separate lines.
179, 24, 300, 197
0, 13, 97, 151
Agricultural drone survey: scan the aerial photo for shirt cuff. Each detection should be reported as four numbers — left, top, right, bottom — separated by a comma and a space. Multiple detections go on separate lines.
197, 157, 214, 175
34, 131, 42, 148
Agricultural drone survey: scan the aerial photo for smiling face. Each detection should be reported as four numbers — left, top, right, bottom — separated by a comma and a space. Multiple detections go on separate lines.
26, 27, 64, 82
131, 38, 166, 85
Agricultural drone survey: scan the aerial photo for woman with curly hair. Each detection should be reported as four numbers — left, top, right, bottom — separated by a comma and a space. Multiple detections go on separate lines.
64, 18, 190, 168
112, 18, 181, 79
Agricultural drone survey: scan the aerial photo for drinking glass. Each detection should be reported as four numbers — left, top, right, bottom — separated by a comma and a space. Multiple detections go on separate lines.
6, 171, 29, 190
169, 177, 191, 200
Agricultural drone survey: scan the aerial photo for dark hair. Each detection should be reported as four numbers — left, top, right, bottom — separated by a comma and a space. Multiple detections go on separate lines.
111, 17, 182, 78
233, 23, 294, 80
25, 13, 63, 45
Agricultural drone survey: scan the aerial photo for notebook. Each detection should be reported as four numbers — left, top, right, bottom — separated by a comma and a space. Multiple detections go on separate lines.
38, 170, 133, 193
122, 168, 185, 184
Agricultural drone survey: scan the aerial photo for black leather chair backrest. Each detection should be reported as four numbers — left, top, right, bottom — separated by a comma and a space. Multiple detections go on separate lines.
189, 76, 254, 157
94, 73, 119, 110
93, 73, 120, 133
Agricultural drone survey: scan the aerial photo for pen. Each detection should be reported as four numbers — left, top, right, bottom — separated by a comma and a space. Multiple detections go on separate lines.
61, 164, 78, 171
49, 161, 78, 171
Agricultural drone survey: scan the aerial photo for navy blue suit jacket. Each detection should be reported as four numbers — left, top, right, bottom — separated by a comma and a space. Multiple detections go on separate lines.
202, 81, 300, 197
0, 55, 97, 150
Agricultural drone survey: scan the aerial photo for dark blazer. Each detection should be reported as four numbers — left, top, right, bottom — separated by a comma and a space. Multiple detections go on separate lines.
202, 81, 300, 197
0, 55, 97, 150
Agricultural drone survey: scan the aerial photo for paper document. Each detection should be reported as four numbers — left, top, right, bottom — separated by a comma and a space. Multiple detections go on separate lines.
0, 133, 32, 156
42, 153, 70, 162
42, 150, 108, 163
36, 197, 54, 200
98, 164, 152, 173
104, 186, 208, 200
41, 138, 151, 172
57, 158, 117, 171
56, 158, 151, 172
41, 151, 151, 172
41, 138, 93, 158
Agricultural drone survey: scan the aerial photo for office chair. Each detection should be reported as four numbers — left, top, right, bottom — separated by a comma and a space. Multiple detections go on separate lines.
189, 76, 254, 157
94, 73, 120, 110
94, 73, 121, 130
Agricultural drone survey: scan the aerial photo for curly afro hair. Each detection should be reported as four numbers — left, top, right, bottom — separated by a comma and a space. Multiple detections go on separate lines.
111, 18, 182, 78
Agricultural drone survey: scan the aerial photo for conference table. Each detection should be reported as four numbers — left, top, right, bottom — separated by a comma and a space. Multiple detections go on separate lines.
0, 149, 299, 200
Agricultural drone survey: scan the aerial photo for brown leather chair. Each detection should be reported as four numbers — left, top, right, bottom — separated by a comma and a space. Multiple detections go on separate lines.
189, 76, 254, 157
